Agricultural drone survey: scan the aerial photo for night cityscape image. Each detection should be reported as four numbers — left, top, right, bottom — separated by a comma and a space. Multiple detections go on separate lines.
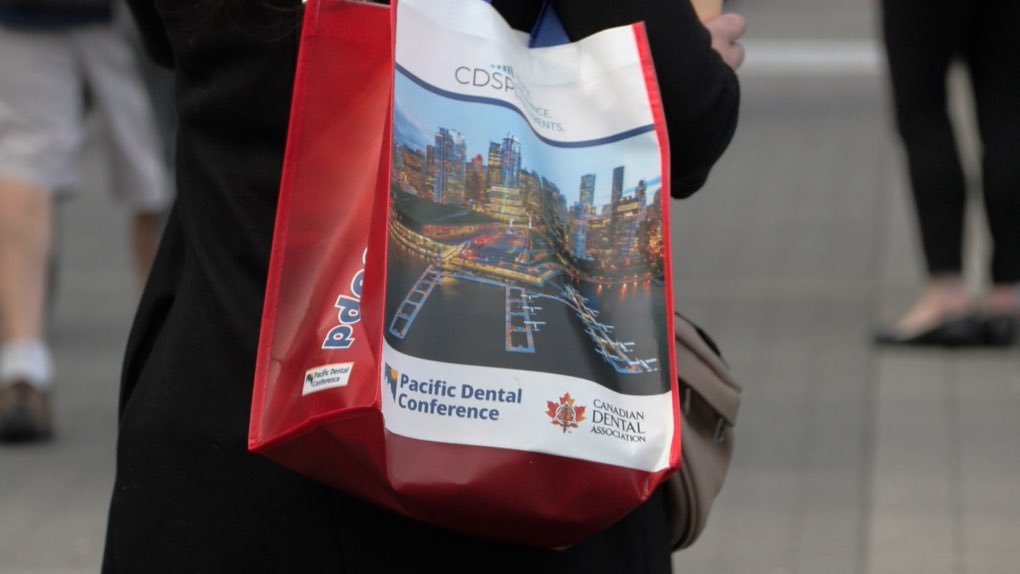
383, 71, 672, 395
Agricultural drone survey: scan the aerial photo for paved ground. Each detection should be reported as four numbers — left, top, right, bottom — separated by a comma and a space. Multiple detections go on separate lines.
1, 1, 1018, 573
670, 2, 1020, 572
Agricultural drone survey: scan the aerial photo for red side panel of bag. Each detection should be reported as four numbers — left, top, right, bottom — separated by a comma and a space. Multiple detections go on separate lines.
634, 21, 682, 480
249, 0, 391, 452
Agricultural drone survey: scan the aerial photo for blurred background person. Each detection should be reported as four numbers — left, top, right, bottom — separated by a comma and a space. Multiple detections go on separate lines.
115, 1, 175, 190
0, 0, 171, 442
874, 0, 1020, 347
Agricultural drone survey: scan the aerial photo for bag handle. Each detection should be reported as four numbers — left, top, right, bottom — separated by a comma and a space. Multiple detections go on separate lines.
481, 0, 570, 47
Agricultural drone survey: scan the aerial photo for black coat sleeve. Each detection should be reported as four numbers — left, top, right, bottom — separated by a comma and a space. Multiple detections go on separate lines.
493, 0, 740, 198
126, 0, 175, 68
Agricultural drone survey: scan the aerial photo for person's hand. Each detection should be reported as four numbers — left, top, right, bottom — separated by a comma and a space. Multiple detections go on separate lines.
690, 0, 722, 21
704, 13, 747, 70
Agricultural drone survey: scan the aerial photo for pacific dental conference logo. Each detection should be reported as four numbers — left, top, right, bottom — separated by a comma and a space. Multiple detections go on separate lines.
546, 393, 586, 433
385, 364, 399, 399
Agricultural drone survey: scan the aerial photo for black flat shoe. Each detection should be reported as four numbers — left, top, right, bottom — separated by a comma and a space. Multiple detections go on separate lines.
873, 314, 983, 348
981, 313, 1018, 347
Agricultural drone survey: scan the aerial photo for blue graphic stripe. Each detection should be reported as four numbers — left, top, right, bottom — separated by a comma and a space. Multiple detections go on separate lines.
394, 64, 655, 148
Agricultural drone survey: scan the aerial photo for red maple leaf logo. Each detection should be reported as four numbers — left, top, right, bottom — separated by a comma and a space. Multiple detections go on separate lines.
546, 393, 586, 433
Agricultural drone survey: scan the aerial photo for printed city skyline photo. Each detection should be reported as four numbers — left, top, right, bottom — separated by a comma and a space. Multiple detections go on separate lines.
383, 68, 671, 396
390, 71, 666, 277
392, 72, 664, 213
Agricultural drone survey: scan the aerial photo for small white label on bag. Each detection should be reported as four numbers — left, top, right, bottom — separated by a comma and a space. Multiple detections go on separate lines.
302, 363, 354, 396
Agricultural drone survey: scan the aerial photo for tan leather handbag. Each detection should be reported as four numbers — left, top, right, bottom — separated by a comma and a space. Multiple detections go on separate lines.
665, 313, 742, 549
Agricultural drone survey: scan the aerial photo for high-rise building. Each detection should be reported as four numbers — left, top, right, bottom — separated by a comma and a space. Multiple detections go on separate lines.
542, 177, 566, 223
484, 185, 527, 221
608, 165, 625, 251
521, 170, 542, 218
611, 166, 624, 205
424, 144, 436, 201
586, 214, 611, 260
500, 134, 521, 189
465, 154, 486, 206
646, 188, 663, 263
433, 127, 466, 205
579, 173, 596, 208
486, 141, 502, 189
396, 145, 425, 195
613, 196, 644, 260
569, 202, 589, 259
639, 186, 662, 264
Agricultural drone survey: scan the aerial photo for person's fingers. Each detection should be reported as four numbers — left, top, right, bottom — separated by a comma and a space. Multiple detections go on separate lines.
706, 13, 747, 43
713, 42, 743, 70
726, 41, 745, 70
704, 13, 747, 70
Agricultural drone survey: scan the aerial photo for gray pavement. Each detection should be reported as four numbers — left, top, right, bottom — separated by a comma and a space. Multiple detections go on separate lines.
669, 7, 1020, 573
2, 1, 1019, 573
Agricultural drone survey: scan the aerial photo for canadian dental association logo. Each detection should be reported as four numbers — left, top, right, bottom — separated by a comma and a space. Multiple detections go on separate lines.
545, 393, 586, 433
590, 400, 648, 443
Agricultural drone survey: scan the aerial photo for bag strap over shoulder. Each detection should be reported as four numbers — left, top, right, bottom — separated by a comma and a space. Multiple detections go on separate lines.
482, 0, 568, 46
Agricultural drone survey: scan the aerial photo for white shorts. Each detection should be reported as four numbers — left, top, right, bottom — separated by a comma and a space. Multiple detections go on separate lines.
0, 23, 171, 212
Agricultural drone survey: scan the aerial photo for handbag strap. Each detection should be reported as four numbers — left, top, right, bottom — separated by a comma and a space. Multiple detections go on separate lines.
481, 0, 570, 47
529, 1, 569, 47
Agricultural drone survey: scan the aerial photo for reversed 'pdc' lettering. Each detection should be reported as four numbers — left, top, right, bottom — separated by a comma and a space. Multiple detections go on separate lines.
323, 249, 367, 349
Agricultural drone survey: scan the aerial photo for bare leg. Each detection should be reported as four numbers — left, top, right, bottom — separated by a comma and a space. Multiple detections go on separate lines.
0, 178, 54, 440
0, 178, 51, 343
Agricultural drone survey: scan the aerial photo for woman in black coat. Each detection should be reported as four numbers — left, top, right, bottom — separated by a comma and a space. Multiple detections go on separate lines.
103, 1, 743, 571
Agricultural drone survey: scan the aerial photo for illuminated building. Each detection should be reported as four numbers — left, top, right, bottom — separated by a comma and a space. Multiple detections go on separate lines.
611, 166, 624, 204
394, 144, 425, 195
568, 202, 589, 259
500, 134, 521, 189
485, 185, 528, 221
424, 145, 436, 200
579, 173, 596, 208
432, 127, 466, 205
612, 195, 644, 260
465, 154, 486, 206
608, 165, 624, 249
486, 141, 502, 189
